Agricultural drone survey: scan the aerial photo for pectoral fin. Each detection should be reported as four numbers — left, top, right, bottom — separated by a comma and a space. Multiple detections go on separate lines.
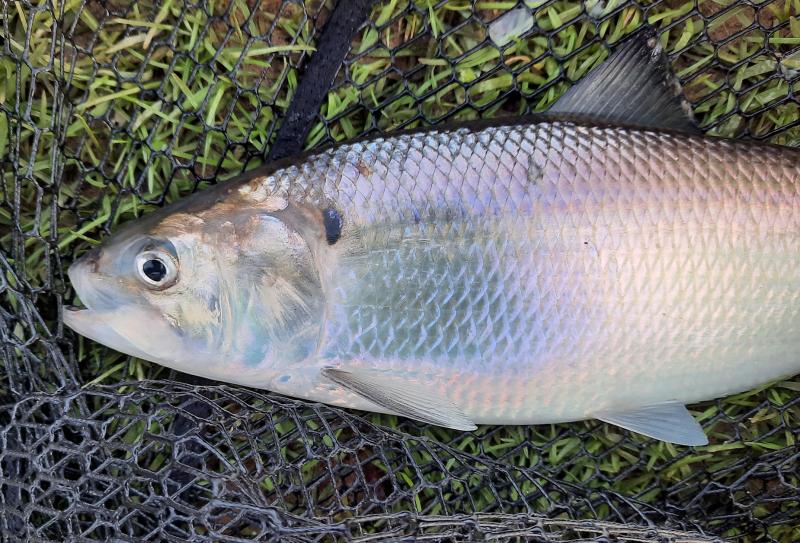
321, 367, 477, 431
594, 402, 708, 446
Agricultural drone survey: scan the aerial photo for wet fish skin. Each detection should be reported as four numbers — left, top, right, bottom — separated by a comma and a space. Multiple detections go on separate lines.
63, 31, 800, 444
268, 120, 800, 423
65, 118, 800, 430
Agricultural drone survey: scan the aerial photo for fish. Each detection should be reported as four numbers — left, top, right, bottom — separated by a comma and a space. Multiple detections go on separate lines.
64, 32, 800, 446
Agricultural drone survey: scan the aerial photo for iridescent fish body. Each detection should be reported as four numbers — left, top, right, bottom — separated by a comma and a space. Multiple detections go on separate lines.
65, 35, 800, 445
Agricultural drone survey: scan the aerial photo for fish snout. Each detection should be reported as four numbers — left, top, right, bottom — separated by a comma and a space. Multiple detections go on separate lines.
67, 246, 113, 311
73, 246, 102, 272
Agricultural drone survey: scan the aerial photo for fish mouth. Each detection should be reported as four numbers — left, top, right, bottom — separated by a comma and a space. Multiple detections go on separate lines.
66, 252, 114, 313
63, 258, 137, 353
63, 304, 93, 329
63, 268, 102, 335
62, 301, 168, 364
63, 305, 89, 333
62, 302, 101, 344
64, 262, 97, 329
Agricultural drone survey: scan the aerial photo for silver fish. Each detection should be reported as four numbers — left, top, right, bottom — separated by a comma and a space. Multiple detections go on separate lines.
64, 35, 800, 445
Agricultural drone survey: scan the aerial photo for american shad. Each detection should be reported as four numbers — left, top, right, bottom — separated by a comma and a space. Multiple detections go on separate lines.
65, 34, 800, 445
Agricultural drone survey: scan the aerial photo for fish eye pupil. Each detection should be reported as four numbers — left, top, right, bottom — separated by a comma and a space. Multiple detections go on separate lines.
142, 259, 167, 282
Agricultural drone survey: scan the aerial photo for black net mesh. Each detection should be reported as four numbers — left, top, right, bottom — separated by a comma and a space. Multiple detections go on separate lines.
1, 0, 799, 541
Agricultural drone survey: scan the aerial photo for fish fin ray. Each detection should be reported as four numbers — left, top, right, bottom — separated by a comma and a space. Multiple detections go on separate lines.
549, 30, 700, 134
594, 401, 708, 446
321, 367, 477, 431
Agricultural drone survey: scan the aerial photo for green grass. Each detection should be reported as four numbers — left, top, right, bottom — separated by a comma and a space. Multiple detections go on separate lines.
2, 0, 800, 541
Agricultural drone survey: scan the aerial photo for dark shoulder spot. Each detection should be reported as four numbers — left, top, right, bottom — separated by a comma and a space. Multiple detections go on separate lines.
322, 207, 342, 245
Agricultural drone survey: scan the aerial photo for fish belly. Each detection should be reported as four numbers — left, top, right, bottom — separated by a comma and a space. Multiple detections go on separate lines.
299, 121, 800, 424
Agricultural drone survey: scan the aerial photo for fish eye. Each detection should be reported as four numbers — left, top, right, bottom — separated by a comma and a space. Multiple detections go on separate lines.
135, 250, 178, 289
143, 259, 167, 281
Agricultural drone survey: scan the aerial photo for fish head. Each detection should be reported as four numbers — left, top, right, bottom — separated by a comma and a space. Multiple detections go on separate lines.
64, 200, 325, 383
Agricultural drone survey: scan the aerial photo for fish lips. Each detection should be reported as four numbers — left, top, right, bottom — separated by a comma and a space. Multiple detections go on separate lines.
64, 299, 190, 367
63, 305, 161, 362
66, 248, 113, 309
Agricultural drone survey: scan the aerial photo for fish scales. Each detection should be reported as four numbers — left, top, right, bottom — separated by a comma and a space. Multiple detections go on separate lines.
250, 121, 800, 424
64, 34, 800, 443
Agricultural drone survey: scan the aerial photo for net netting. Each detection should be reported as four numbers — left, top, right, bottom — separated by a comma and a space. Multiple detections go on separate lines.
1, 0, 799, 541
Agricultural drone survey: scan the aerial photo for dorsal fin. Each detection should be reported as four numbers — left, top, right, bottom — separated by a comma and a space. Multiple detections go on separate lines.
549, 31, 699, 134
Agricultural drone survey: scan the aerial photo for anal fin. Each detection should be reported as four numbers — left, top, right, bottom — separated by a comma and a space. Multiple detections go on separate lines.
321, 367, 477, 431
594, 401, 708, 446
